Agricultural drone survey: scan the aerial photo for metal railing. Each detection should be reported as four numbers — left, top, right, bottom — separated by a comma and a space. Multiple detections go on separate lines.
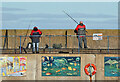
0, 35, 119, 54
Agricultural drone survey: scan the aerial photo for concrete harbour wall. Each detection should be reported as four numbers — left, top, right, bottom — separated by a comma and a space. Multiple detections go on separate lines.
0, 54, 119, 81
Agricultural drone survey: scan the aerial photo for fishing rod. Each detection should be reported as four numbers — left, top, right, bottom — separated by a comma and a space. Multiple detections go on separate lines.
63, 10, 88, 33
19, 20, 32, 53
22, 20, 32, 47
63, 10, 79, 24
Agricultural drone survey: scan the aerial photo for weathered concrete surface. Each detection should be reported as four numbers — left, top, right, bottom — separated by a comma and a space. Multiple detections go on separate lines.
96, 54, 119, 80
0, 30, 2, 82
0, 54, 119, 81
0, 61, 2, 82
81, 54, 96, 80
1, 29, 119, 49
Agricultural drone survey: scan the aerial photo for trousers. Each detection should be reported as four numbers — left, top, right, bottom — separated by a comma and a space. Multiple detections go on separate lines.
32, 43, 39, 53
78, 36, 87, 48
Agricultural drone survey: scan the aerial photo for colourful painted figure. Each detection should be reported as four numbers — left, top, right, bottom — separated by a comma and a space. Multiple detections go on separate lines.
14, 57, 20, 72
42, 56, 81, 76
104, 57, 120, 77
20, 57, 27, 71
0, 57, 27, 76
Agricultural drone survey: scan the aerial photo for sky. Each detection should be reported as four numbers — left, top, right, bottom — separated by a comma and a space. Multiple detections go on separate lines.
0, 1, 119, 29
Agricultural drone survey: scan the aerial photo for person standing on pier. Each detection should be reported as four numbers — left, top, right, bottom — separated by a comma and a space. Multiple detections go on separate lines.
30, 26, 42, 53
74, 21, 88, 48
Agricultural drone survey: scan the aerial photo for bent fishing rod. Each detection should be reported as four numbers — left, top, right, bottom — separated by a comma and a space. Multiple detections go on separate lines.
63, 10, 88, 33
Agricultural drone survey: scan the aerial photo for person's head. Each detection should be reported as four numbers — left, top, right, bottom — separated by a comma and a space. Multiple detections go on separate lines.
79, 21, 84, 26
33, 26, 38, 31
80, 21, 83, 24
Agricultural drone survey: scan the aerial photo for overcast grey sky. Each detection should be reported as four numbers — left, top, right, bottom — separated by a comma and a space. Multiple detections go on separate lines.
1, 2, 118, 29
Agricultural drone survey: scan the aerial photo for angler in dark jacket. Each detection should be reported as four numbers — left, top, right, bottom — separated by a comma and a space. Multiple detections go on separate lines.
30, 26, 42, 53
74, 21, 87, 48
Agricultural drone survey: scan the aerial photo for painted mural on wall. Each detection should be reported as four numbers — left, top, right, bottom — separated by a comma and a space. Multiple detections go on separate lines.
0, 57, 27, 76
104, 57, 120, 77
42, 56, 81, 76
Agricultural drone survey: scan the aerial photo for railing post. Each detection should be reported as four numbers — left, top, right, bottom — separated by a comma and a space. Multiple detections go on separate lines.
78, 35, 80, 54
49, 35, 51, 53
107, 36, 109, 54
20, 36, 22, 54
65, 31, 67, 48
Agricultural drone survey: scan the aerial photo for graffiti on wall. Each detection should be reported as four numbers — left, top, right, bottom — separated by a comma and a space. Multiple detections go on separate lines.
42, 56, 81, 76
0, 57, 27, 76
104, 57, 120, 77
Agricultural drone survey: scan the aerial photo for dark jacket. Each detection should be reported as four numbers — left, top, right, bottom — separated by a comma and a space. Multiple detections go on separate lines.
30, 27, 42, 43
74, 24, 86, 37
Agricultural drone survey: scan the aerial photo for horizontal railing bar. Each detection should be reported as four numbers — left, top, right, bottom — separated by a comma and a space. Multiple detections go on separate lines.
0, 35, 120, 37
